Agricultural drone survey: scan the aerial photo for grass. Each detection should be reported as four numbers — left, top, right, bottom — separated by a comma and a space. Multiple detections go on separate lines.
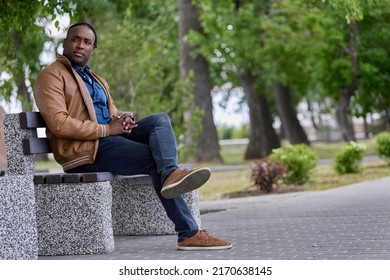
35, 138, 390, 202
310, 138, 377, 159
211, 138, 378, 165
201, 160, 389, 201
305, 161, 390, 191
198, 138, 389, 201
200, 169, 252, 201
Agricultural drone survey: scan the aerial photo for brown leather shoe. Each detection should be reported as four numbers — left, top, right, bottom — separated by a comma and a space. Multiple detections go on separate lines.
177, 229, 232, 250
161, 167, 211, 199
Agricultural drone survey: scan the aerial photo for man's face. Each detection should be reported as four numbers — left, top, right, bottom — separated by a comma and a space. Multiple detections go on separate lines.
63, 25, 95, 68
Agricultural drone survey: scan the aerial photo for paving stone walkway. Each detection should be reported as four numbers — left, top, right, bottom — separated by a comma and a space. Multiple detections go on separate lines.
38, 176, 390, 260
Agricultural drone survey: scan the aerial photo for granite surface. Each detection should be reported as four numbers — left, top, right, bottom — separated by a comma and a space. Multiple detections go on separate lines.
35, 181, 114, 256
0, 106, 7, 171
3, 114, 35, 175
0, 175, 38, 259
111, 176, 201, 236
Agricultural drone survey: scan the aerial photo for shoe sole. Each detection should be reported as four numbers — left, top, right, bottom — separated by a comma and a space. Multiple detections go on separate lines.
177, 244, 233, 251
161, 167, 211, 199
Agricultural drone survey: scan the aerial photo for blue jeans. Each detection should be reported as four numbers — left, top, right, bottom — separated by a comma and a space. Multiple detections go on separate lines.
68, 113, 199, 241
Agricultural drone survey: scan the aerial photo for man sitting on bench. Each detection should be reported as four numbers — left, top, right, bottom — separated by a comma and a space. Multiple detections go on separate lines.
33, 22, 232, 251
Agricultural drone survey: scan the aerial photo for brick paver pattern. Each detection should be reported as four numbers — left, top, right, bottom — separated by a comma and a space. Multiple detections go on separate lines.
39, 176, 390, 260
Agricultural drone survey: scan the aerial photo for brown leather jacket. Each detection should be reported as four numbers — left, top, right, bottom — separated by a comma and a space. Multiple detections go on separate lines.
33, 55, 120, 171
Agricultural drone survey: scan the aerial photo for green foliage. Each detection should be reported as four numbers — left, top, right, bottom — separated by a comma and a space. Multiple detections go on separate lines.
218, 126, 234, 140
270, 144, 318, 185
85, 0, 201, 160
0, 0, 74, 110
375, 132, 390, 164
192, 0, 388, 134
1, 0, 200, 158
232, 124, 249, 139
0, 26, 50, 110
319, 0, 365, 22
192, 1, 270, 86
353, 2, 390, 118
2, 0, 390, 160
177, 107, 204, 163
0, 0, 72, 38
333, 141, 367, 174
217, 124, 249, 140
250, 157, 288, 192
89, 2, 179, 116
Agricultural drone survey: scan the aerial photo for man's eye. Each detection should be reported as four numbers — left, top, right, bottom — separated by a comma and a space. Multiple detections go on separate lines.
71, 37, 80, 42
85, 40, 93, 46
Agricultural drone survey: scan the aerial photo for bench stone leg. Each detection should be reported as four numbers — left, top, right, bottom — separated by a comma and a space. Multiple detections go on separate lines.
35, 182, 114, 256
3, 114, 35, 176
0, 175, 38, 260
111, 176, 201, 236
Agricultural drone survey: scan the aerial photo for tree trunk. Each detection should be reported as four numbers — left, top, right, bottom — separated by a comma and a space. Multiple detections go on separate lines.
238, 69, 280, 159
385, 109, 390, 129
336, 89, 356, 141
178, 0, 223, 163
273, 82, 310, 145
306, 98, 319, 131
363, 115, 369, 139
335, 20, 359, 142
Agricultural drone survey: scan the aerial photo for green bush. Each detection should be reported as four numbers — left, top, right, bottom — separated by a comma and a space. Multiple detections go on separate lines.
375, 132, 390, 164
250, 157, 288, 193
333, 141, 366, 174
270, 144, 318, 185
217, 125, 234, 140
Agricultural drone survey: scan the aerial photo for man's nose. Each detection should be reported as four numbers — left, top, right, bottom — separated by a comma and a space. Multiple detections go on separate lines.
76, 41, 85, 49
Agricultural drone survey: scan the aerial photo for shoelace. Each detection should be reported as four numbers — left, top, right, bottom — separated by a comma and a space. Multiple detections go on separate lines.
197, 229, 210, 243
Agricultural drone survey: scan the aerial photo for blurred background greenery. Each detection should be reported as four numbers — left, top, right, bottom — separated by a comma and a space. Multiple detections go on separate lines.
3, 0, 390, 201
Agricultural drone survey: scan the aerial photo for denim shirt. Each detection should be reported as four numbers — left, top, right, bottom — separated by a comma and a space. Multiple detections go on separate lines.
72, 65, 111, 124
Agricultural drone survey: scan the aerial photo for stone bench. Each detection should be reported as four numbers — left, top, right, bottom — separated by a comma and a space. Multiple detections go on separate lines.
0, 174, 37, 259
1, 108, 38, 259
2, 112, 200, 257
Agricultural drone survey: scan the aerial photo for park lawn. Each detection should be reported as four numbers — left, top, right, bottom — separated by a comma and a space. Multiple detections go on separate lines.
200, 160, 389, 201
199, 138, 388, 201
35, 138, 389, 202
